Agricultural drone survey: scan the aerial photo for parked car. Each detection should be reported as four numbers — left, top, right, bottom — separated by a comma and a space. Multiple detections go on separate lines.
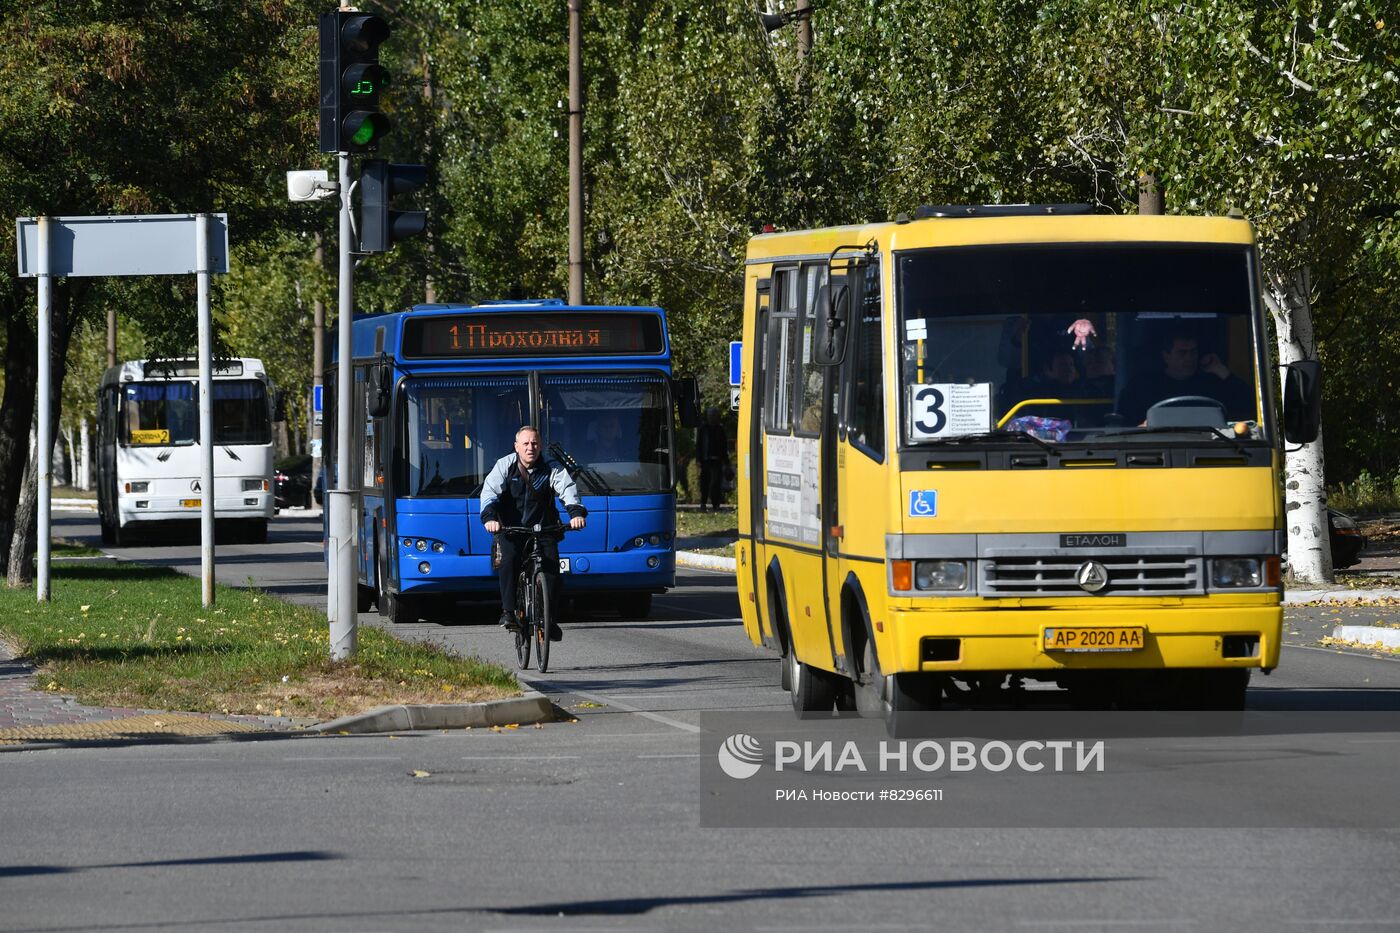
274, 455, 313, 510
1329, 508, 1367, 570
313, 471, 324, 506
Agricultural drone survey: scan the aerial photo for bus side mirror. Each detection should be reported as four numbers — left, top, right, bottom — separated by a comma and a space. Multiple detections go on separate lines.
1282, 359, 1321, 444
368, 364, 393, 419
812, 280, 849, 366
675, 376, 701, 428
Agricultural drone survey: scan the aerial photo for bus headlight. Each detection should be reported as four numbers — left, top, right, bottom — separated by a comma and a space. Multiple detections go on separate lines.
418, 561, 431, 574
914, 560, 969, 591
634, 536, 646, 548
1212, 558, 1262, 588
648, 534, 660, 546
242, 479, 264, 491
415, 539, 427, 551
125, 481, 149, 494
431, 541, 445, 553
402, 538, 413, 548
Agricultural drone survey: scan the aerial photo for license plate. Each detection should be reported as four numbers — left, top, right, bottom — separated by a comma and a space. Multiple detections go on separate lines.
1043, 626, 1145, 653
181, 498, 201, 508
558, 558, 570, 573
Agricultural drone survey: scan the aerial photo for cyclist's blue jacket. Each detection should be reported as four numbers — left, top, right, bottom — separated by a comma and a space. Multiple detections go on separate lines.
479, 454, 587, 529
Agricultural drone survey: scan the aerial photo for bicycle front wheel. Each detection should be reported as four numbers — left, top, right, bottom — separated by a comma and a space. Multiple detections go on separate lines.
533, 570, 552, 674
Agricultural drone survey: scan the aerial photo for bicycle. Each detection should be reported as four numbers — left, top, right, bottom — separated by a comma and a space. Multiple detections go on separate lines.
494, 524, 566, 673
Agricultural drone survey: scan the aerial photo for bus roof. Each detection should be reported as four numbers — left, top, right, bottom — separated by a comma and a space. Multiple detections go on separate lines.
343, 302, 672, 365
100, 358, 268, 387
745, 211, 1255, 265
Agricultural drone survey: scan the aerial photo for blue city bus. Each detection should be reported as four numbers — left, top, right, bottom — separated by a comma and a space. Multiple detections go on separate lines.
325, 300, 699, 625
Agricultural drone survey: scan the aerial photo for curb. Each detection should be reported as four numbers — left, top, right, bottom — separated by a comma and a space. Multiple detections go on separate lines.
310, 690, 554, 734
1330, 626, 1400, 650
1284, 588, 1400, 606
53, 498, 97, 511
676, 551, 737, 573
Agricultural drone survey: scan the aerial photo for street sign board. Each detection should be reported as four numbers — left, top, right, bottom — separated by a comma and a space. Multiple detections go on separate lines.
16, 214, 230, 278
313, 384, 323, 413
729, 341, 743, 386
730, 387, 741, 411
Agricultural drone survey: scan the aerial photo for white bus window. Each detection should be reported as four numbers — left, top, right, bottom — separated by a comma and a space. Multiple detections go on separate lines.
212, 381, 271, 446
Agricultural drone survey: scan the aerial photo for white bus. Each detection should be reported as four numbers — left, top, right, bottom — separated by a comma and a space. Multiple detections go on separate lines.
96, 358, 276, 545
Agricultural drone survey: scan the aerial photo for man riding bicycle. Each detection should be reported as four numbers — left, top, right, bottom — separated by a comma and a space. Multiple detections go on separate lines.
480, 425, 587, 641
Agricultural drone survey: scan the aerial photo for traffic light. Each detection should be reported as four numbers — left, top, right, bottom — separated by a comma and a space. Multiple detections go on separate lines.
359, 160, 427, 253
319, 11, 391, 153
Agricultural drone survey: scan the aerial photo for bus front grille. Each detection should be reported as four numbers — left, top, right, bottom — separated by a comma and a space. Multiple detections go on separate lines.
981, 556, 1202, 597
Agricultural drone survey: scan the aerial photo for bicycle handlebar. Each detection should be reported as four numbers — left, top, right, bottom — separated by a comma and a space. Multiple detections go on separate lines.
494, 524, 569, 536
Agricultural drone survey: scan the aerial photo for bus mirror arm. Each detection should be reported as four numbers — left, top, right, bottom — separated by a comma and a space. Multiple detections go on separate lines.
1282, 359, 1321, 445
674, 376, 702, 428
368, 356, 393, 419
812, 281, 849, 366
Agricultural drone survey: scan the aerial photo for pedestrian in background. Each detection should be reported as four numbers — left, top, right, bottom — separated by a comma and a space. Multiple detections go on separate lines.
696, 406, 728, 511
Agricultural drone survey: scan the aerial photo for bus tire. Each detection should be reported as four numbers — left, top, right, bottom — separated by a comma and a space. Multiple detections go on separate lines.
356, 584, 376, 614
99, 514, 114, 545
853, 640, 886, 719
885, 673, 941, 739
384, 591, 419, 625
617, 592, 652, 619
789, 650, 837, 718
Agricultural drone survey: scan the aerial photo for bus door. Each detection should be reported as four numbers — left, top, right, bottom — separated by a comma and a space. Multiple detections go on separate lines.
760, 265, 837, 669
825, 256, 886, 675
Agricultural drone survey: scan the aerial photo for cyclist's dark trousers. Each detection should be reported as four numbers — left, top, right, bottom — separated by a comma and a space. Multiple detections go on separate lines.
497, 533, 560, 614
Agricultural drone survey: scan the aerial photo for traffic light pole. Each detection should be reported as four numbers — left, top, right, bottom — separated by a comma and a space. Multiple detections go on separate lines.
328, 151, 358, 660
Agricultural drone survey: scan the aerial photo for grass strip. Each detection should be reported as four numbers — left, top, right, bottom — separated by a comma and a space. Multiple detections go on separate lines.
675, 508, 738, 539
0, 562, 518, 721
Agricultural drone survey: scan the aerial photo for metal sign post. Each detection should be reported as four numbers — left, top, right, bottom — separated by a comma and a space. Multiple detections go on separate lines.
16, 213, 230, 602
35, 218, 52, 601
195, 214, 217, 607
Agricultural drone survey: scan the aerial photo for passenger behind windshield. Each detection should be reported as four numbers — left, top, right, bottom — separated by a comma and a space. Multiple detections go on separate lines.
1116, 331, 1253, 425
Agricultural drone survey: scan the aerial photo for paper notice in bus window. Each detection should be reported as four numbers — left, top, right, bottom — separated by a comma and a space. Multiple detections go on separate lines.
909, 383, 992, 438
129, 428, 170, 445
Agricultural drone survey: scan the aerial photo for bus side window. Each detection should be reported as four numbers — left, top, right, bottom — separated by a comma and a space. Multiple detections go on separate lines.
848, 262, 884, 459
765, 267, 799, 433
795, 263, 827, 436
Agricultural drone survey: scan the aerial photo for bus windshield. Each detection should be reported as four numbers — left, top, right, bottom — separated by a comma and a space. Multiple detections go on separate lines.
541, 373, 672, 494
401, 376, 531, 497
121, 380, 270, 447
896, 243, 1268, 446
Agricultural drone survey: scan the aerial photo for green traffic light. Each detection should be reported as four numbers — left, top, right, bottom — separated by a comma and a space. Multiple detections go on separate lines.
351, 121, 377, 146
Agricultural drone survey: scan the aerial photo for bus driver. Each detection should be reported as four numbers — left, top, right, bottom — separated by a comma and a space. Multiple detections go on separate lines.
480, 426, 587, 640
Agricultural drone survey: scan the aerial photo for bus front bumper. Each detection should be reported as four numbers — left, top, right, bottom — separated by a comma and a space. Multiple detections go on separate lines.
884, 602, 1283, 674
397, 550, 675, 595
119, 495, 273, 524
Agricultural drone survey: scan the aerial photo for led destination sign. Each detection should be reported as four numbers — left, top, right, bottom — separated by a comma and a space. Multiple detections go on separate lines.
402, 312, 665, 359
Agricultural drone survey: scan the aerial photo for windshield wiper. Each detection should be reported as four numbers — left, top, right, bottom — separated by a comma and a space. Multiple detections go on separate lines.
1104, 424, 1250, 455
938, 429, 1061, 456
548, 442, 613, 495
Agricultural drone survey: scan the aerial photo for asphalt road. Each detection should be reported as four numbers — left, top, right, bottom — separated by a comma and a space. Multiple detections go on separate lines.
2, 509, 1396, 932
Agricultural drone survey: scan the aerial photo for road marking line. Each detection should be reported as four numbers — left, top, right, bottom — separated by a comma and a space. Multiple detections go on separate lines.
637, 753, 700, 759
461, 755, 580, 760
520, 680, 702, 734
283, 756, 403, 761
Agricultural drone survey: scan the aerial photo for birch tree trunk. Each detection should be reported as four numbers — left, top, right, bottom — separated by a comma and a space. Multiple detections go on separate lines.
7, 436, 39, 588
60, 424, 76, 489
79, 417, 91, 490
1265, 266, 1333, 585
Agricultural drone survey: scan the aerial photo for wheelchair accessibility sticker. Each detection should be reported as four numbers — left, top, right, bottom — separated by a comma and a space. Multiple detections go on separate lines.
909, 490, 938, 518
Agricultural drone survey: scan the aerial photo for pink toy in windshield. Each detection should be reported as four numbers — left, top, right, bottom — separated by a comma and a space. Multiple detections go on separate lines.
1067, 318, 1097, 350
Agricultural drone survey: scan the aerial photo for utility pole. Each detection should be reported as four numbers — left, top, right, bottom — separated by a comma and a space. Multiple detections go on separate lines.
795, 0, 812, 65
567, 0, 585, 305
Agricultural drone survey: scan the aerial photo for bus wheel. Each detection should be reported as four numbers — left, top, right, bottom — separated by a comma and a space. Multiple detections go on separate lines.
789, 651, 837, 718
99, 515, 114, 545
356, 584, 376, 614
616, 592, 652, 619
384, 592, 419, 625
853, 641, 886, 719
885, 673, 941, 739
779, 648, 792, 692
